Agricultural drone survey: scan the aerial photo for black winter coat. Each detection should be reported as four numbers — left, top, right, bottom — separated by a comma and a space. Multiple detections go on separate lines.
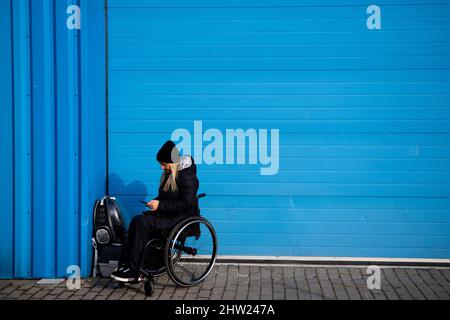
152, 155, 200, 223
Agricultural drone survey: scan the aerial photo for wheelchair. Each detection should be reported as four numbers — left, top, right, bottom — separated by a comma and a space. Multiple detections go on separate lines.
131, 193, 218, 296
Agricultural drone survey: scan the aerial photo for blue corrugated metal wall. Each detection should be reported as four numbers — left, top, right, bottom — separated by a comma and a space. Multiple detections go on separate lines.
107, 0, 450, 259
0, 0, 106, 278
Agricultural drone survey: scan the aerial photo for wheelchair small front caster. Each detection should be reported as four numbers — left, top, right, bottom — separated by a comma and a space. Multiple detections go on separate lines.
144, 276, 155, 297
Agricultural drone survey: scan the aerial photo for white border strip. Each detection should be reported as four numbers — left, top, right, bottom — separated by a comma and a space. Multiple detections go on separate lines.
215, 255, 450, 265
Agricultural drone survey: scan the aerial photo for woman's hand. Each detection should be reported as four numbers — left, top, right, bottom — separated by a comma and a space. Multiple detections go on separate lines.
146, 200, 159, 211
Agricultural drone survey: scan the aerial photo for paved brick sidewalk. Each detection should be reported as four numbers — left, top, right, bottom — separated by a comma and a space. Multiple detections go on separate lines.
1, 264, 450, 300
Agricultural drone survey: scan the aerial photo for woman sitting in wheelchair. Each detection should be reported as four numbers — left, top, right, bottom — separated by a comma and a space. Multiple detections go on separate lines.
111, 140, 199, 282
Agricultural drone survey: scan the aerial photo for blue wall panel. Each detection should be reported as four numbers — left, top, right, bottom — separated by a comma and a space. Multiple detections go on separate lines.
30, 0, 56, 278
79, 0, 107, 277
12, 0, 32, 278
54, 0, 79, 278
0, 0, 14, 278
0, 0, 106, 279
108, 0, 450, 259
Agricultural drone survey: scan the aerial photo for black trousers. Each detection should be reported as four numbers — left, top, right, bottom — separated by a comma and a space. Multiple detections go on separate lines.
119, 212, 187, 271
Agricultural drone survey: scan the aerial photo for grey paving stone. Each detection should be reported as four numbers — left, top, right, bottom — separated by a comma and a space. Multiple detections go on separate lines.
327, 268, 340, 280
197, 289, 212, 299
346, 287, 362, 300
222, 290, 236, 300
159, 291, 175, 300
5, 290, 24, 300
394, 268, 426, 300
283, 267, 298, 300
329, 270, 348, 299
72, 287, 91, 296
210, 285, 223, 294
56, 291, 74, 300
422, 269, 450, 300
285, 288, 298, 300
0, 281, 11, 290
382, 289, 400, 300
338, 268, 354, 287
349, 268, 363, 280
31, 290, 51, 299
210, 294, 223, 300
133, 293, 146, 300
200, 271, 217, 291
0, 285, 16, 295
383, 268, 413, 300
320, 283, 337, 300
81, 292, 99, 300
406, 268, 439, 300
50, 287, 66, 295
260, 288, 273, 300
172, 289, 188, 300
107, 291, 124, 300
18, 282, 36, 291
371, 290, 387, 300
1, 265, 448, 301
215, 272, 227, 287
247, 286, 261, 300
249, 266, 261, 284
306, 269, 324, 300
260, 269, 273, 299
334, 289, 350, 300
89, 284, 105, 292
19, 294, 33, 300
235, 289, 248, 300
439, 269, 450, 283
24, 286, 41, 295
235, 266, 250, 300
294, 268, 310, 300
183, 293, 199, 300
273, 283, 285, 300
429, 269, 450, 289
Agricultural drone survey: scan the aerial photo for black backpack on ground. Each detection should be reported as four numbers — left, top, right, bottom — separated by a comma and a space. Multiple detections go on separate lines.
91, 196, 126, 277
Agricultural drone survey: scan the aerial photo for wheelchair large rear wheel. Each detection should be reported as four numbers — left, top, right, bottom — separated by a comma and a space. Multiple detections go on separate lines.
140, 237, 182, 277
165, 217, 217, 287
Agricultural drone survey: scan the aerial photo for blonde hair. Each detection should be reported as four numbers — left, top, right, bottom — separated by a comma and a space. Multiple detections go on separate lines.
160, 163, 178, 192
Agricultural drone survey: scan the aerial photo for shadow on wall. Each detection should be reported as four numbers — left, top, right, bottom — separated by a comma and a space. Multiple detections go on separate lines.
107, 172, 148, 229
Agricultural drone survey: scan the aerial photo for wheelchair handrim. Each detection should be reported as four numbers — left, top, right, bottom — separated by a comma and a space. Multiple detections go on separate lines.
165, 217, 218, 287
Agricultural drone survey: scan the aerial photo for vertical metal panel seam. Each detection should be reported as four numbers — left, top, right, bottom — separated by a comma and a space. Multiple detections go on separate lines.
79, 0, 84, 275
65, 0, 77, 273
105, 0, 109, 196
9, 0, 16, 278
77, 0, 82, 269
67, 0, 77, 269
52, 0, 58, 277
47, 0, 56, 277
28, 0, 34, 277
